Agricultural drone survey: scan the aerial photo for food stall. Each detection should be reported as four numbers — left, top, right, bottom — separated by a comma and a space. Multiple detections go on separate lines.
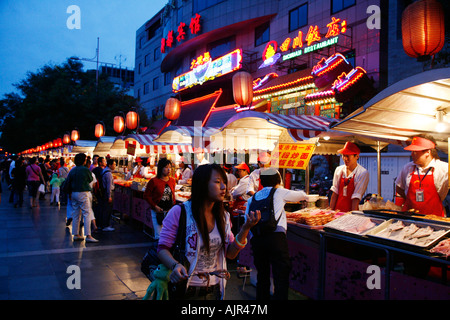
93, 136, 116, 157
109, 132, 195, 236
238, 68, 450, 300
68, 140, 97, 157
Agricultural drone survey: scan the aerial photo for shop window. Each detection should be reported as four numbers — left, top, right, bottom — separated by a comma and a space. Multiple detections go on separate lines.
331, 0, 356, 14
289, 3, 308, 33
255, 21, 270, 47
147, 19, 161, 40
154, 47, 160, 61
207, 35, 236, 60
343, 50, 355, 68
164, 72, 172, 86
153, 77, 159, 91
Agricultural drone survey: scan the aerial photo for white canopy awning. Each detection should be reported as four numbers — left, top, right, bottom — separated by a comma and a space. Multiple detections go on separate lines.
209, 110, 339, 153
125, 133, 193, 154
68, 140, 97, 155
93, 136, 116, 156
331, 67, 450, 152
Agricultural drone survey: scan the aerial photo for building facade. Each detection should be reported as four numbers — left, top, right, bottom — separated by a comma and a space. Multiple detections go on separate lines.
135, 0, 389, 122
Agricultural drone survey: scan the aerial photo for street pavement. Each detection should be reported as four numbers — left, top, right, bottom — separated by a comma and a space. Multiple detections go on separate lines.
0, 183, 259, 300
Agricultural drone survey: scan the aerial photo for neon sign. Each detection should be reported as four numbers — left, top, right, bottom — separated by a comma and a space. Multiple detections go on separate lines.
259, 41, 281, 69
161, 13, 202, 53
258, 17, 347, 68
311, 53, 353, 89
172, 49, 242, 92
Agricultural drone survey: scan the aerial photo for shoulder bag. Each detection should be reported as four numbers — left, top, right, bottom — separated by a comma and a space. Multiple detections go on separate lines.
141, 203, 188, 299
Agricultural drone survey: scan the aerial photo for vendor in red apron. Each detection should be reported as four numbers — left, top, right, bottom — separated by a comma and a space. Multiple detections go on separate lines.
231, 162, 251, 212
132, 157, 145, 178
395, 135, 448, 217
330, 142, 369, 212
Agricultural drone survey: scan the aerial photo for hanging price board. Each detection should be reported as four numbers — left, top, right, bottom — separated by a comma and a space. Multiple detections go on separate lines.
270, 143, 316, 170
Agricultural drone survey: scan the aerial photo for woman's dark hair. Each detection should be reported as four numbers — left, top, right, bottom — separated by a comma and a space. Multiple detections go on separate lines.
260, 168, 281, 188
29, 157, 37, 165
190, 164, 227, 253
156, 158, 172, 179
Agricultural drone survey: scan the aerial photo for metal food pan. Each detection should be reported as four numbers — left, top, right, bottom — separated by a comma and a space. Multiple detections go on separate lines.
323, 213, 386, 236
365, 219, 450, 249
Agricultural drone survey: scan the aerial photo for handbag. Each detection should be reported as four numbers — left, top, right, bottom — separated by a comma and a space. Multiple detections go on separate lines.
141, 203, 188, 300
38, 184, 45, 194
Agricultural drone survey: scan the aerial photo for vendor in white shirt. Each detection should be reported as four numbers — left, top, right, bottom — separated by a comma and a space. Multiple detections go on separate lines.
246, 151, 273, 197
223, 164, 237, 194
177, 157, 192, 185
330, 142, 369, 212
194, 147, 209, 167
231, 162, 251, 211
395, 134, 448, 217
132, 157, 155, 179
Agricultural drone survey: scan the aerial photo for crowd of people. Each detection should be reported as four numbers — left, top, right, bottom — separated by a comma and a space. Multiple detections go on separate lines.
0, 153, 117, 243
1, 133, 446, 301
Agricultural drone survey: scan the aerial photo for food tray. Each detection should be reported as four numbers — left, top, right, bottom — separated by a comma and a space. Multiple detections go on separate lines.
365, 219, 450, 249
323, 213, 386, 236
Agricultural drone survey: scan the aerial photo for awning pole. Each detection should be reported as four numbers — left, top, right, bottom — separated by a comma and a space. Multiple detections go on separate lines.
377, 140, 381, 196
306, 161, 310, 194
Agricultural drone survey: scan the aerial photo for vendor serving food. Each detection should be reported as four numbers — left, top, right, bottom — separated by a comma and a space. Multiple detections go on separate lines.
330, 141, 369, 212
395, 134, 448, 217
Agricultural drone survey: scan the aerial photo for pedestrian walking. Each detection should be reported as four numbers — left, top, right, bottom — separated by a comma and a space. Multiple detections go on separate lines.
92, 156, 106, 230
11, 157, 27, 208
100, 158, 116, 232
65, 153, 98, 243
26, 157, 45, 208
49, 173, 64, 206
58, 157, 69, 206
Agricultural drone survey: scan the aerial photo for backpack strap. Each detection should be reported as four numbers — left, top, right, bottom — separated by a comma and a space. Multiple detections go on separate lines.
172, 203, 188, 266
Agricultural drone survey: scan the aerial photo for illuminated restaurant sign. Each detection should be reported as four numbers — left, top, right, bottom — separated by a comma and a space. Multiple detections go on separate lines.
259, 17, 347, 68
172, 49, 242, 92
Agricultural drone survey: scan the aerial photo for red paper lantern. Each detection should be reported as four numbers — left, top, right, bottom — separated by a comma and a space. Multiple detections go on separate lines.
402, 0, 445, 60
71, 129, 79, 142
114, 115, 125, 133
95, 123, 105, 138
232, 71, 253, 106
164, 98, 181, 120
63, 134, 70, 144
126, 110, 139, 130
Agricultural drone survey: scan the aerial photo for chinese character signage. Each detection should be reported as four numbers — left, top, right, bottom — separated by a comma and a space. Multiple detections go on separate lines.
259, 17, 347, 69
172, 49, 242, 92
161, 13, 202, 53
271, 143, 316, 170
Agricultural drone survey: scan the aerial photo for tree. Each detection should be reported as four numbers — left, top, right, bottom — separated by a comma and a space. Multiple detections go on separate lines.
0, 59, 146, 154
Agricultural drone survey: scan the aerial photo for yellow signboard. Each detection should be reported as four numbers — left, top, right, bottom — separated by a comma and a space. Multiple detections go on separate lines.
271, 143, 316, 170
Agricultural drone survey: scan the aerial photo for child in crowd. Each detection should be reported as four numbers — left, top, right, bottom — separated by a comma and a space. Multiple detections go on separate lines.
49, 173, 64, 207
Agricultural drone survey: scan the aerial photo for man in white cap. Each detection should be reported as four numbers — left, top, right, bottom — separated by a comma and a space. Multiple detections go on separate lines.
330, 141, 369, 212
246, 151, 272, 197
396, 134, 448, 216
194, 147, 209, 167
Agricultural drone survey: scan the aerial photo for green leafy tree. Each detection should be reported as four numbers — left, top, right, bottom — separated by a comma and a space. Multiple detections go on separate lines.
0, 59, 147, 154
